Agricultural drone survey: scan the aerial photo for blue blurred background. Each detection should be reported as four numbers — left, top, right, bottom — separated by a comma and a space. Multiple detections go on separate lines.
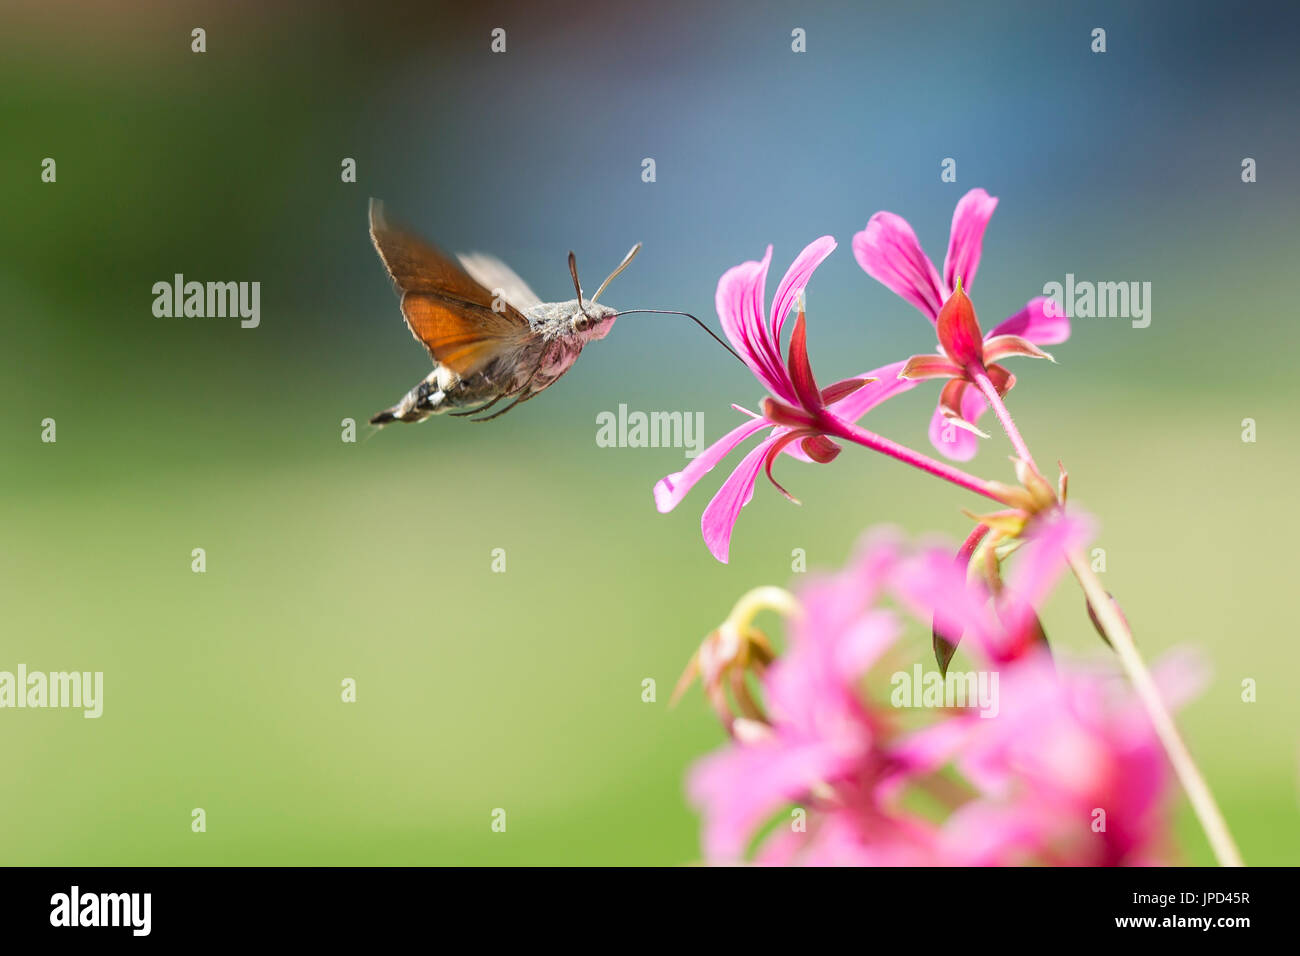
3, 0, 1298, 864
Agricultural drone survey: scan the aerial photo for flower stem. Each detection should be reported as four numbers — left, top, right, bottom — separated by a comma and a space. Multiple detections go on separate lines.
970, 369, 1037, 470
1067, 550, 1244, 867
822, 414, 1014, 506
978, 379, 1243, 865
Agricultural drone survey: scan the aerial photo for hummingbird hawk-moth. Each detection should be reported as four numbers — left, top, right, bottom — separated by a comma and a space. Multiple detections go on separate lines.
367, 198, 738, 425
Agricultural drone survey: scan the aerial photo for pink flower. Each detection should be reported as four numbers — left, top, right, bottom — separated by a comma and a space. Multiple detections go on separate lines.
940, 649, 1207, 866
688, 543, 905, 862
853, 188, 1070, 461
918, 509, 1096, 669
654, 239, 914, 563
754, 780, 943, 866
899, 282, 1057, 447
686, 521, 1189, 867
687, 532, 974, 864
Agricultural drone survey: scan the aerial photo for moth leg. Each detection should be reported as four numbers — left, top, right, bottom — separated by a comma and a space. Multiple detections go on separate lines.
471, 361, 582, 422
465, 369, 543, 422
469, 391, 538, 422
448, 394, 504, 418
468, 372, 547, 422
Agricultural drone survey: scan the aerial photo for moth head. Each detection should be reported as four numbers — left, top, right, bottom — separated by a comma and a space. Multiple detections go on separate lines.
570, 302, 619, 340
567, 244, 641, 341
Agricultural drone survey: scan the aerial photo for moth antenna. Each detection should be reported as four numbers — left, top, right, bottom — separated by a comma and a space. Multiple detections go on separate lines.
610, 309, 747, 368
568, 251, 596, 320
591, 242, 642, 304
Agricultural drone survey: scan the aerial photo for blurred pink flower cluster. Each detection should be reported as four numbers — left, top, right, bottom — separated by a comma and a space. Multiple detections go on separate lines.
685, 526, 1205, 867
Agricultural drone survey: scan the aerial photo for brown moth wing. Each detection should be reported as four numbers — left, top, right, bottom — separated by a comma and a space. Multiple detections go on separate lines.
369, 199, 531, 378
399, 294, 530, 378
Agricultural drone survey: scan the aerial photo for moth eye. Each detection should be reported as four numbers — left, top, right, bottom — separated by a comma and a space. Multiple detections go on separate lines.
573, 314, 592, 332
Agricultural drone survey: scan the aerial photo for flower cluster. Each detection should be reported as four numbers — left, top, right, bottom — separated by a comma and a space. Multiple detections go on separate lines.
681, 526, 1203, 866
658, 190, 1239, 867
655, 188, 1069, 563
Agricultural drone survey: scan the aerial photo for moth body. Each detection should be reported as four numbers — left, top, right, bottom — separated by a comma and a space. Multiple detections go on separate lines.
369, 300, 618, 424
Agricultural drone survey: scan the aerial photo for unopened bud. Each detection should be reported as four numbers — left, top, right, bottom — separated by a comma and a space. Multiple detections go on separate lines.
1085, 591, 1131, 649
1012, 457, 1057, 512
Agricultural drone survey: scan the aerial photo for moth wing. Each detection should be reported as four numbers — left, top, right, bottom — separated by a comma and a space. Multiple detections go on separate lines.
369, 199, 532, 377
400, 294, 530, 378
457, 252, 544, 312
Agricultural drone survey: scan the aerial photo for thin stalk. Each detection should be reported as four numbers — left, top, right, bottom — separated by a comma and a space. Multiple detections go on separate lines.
821, 414, 1013, 506
970, 368, 1037, 470
1068, 551, 1244, 867
977, 370, 1243, 866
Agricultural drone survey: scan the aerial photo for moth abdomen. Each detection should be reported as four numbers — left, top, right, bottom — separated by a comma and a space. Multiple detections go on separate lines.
370, 374, 445, 425
370, 362, 524, 426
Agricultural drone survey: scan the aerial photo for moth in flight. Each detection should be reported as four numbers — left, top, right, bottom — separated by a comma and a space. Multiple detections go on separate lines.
367, 199, 737, 424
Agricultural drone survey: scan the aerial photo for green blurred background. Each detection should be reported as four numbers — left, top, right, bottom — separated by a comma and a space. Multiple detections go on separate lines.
2, 0, 1297, 864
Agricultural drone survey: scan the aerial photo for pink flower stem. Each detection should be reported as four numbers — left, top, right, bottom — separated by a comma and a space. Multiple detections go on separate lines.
970, 368, 1037, 471
820, 414, 1013, 506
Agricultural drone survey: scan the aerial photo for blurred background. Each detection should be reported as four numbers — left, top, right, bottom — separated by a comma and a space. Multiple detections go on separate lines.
2, 0, 1297, 864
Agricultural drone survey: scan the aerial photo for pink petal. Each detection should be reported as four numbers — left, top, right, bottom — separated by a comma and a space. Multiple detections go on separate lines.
991, 296, 1070, 346
763, 612, 888, 743
891, 546, 1002, 659
800, 434, 840, 464
761, 430, 807, 504
878, 718, 978, 802
942, 188, 998, 294
715, 247, 794, 403
982, 333, 1054, 364
852, 212, 945, 321
700, 435, 779, 563
770, 236, 836, 349
785, 310, 823, 412
820, 376, 873, 405
941, 800, 1052, 866
688, 737, 859, 863
986, 362, 1016, 397
900, 353, 963, 381
935, 284, 985, 368
832, 611, 905, 688
927, 386, 989, 461
793, 810, 941, 867
653, 416, 771, 513
761, 396, 818, 429
938, 378, 972, 424
1004, 510, 1096, 613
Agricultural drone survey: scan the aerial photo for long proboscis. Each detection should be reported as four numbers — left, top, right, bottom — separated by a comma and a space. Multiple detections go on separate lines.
570, 245, 745, 367
611, 309, 747, 367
